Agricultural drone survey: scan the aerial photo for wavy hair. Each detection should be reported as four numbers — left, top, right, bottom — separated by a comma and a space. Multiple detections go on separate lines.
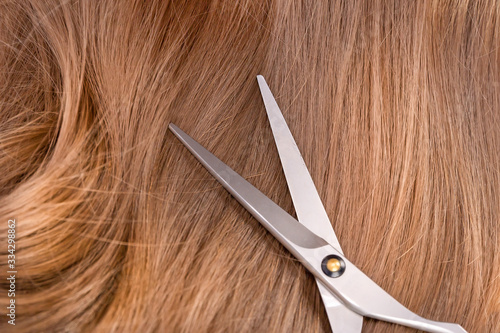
0, 1, 499, 332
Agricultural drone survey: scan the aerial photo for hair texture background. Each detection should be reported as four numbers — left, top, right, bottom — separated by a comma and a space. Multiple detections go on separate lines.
0, 0, 499, 332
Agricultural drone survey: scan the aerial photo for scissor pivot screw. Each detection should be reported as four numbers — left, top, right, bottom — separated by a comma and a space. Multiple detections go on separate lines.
321, 255, 345, 278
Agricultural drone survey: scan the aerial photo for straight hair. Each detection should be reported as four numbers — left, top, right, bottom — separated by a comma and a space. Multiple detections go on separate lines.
0, 1, 499, 332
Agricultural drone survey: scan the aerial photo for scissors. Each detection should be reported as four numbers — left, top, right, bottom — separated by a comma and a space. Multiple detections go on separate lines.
169, 75, 467, 333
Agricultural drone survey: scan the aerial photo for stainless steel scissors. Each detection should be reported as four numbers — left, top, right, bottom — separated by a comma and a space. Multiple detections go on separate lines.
169, 75, 467, 333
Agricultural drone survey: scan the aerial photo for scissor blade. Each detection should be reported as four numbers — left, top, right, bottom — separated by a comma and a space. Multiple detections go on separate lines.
257, 75, 363, 332
169, 124, 467, 333
169, 123, 328, 252
256, 75, 342, 252
170, 123, 362, 332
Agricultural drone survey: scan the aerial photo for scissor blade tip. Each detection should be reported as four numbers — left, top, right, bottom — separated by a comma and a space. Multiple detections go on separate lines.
168, 123, 185, 140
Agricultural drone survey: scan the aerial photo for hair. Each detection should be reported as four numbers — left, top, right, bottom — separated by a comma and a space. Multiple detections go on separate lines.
0, 1, 499, 332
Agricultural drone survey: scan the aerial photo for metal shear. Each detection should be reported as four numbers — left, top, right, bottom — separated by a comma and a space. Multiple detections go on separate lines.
169, 75, 467, 333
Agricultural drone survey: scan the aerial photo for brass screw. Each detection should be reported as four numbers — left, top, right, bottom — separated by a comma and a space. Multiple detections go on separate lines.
321, 255, 346, 278
326, 258, 342, 273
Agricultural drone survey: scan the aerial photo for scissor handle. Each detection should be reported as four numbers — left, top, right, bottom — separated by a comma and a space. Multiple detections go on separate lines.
298, 244, 467, 333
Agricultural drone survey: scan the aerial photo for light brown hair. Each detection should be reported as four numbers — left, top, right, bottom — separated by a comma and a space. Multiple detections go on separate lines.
0, 1, 499, 332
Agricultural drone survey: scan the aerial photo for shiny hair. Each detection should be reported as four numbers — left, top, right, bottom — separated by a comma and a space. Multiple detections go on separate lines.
0, 1, 499, 332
